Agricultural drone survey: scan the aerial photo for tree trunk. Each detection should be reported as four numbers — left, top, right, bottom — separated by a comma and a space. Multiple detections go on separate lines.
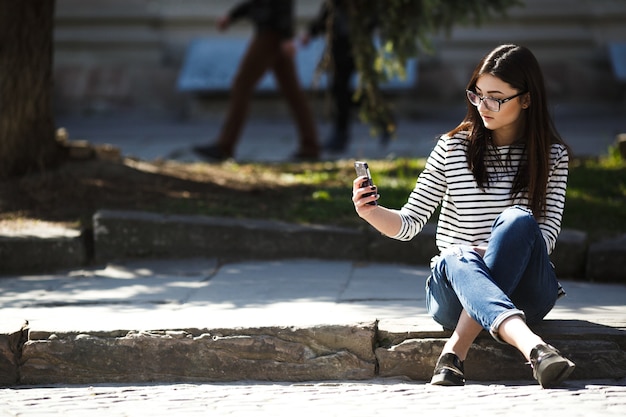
0, 0, 60, 179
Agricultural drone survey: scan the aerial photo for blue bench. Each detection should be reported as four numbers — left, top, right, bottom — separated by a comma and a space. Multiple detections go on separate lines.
609, 42, 626, 83
177, 36, 417, 93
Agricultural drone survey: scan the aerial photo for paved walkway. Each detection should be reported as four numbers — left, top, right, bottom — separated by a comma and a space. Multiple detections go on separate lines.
1, 378, 625, 416
1, 258, 625, 335
56, 102, 625, 163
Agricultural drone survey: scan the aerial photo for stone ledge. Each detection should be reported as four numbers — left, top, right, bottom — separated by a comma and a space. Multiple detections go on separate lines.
551, 229, 589, 278
0, 210, 623, 283
16, 325, 377, 385
366, 224, 438, 266
0, 222, 86, 275
92, 210, 602, 280
375, 337, 626, 381
2, 319, 624, 386
0, 323, 28, 386
586, 234, 626, 282
376, 319, 626, 381
92, 209, 365, 264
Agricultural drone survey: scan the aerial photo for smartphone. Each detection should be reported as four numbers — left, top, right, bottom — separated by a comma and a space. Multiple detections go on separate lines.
354, 161, 377, 206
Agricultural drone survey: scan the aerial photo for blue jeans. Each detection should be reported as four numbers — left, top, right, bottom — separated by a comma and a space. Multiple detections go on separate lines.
426, 206, 559, 342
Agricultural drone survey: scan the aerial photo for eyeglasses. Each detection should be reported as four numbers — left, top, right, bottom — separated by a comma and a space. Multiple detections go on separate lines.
466, 89, 527, 112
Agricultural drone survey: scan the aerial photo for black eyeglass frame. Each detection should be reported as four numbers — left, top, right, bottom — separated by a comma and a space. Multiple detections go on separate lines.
466, 89, 528, 112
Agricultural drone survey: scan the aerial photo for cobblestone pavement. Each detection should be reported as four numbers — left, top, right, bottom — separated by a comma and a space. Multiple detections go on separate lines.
1, 378, 625, 417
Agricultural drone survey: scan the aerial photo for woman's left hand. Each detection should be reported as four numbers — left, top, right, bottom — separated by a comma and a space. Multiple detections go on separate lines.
472, 246, 487, 257
352, 176, 379, 218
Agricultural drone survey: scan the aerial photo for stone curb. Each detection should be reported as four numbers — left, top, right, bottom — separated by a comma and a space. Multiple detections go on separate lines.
2, 319, 625, 386
0, 225, 87, 275
1, 209, 624, 282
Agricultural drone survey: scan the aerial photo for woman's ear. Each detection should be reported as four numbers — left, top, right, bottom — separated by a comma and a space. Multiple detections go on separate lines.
521, 92, 531, 109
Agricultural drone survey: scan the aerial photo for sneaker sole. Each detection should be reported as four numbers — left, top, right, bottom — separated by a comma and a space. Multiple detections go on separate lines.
430, 372, 465, 386
537, 359, 576, 388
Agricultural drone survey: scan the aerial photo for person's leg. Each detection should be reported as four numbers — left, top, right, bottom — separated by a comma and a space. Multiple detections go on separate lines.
213, 33, 279, 156
427, 207, 575, 387
497, 315, 543, 361
483, 206, 559, 324
440, 310, 483, 361
435, 207, 559, 339
429, 245, 524, 335
481, 207, 575, 387
498, 314, 575, 388
430, 309, 483, 386
427, 250, 490, 385
271, 37, 320, 158
326, 37, 354, 151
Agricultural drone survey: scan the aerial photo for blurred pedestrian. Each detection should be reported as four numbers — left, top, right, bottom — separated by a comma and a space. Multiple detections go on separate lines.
193, 0, 320, 162
301, 0, 390, 154
352, 44, 575, 388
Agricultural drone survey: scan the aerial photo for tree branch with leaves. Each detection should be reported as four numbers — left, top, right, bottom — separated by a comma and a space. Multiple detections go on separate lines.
325, 0, 523, 136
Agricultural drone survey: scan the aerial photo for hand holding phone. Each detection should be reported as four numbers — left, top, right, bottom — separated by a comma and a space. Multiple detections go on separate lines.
354, 161, 377, 206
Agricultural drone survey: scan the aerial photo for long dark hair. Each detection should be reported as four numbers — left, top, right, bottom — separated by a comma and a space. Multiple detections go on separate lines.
447, 44, 568, 218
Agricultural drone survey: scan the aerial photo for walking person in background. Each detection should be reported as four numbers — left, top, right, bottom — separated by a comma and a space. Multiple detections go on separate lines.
352, 44, 575, 388
301, 0, 390, 154
193, 0, 320, 162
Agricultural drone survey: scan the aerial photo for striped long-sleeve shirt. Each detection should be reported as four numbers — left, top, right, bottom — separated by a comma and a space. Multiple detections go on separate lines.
392, 132, 569, 254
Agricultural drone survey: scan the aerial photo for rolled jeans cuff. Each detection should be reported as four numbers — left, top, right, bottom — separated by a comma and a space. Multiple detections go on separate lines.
489, 309, 526, 344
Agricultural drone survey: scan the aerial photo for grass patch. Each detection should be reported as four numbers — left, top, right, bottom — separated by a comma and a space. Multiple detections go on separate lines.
1, 148, 623, 243
221, 153, 625, 241
563, 151, 626, 240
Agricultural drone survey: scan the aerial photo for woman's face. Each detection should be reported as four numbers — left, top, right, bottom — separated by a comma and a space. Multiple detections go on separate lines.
474, 74, 529, 145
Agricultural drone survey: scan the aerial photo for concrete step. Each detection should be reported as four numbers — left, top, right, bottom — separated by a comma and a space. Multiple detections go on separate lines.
1, 209, 624, 281
0, 220, 86, 275
2, 319, 625, 385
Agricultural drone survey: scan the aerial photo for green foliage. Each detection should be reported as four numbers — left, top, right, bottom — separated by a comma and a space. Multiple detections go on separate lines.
563, 154, 626, 240
604, 144, 625, 168
335, 0, 523, 134
210, 156, 625, 238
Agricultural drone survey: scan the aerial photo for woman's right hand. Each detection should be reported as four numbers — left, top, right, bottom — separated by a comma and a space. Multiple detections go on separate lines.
352, 176, 379, 218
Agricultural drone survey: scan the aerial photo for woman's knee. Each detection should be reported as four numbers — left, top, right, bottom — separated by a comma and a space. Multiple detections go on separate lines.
427, 256, 465, 330
439, 246, 481, 272
500, 205, 534, 222
493, 206, 538, 235
426, 287, 462, 331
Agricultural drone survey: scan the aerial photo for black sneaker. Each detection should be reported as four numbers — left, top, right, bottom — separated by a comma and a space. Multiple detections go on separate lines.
431, 353, 465, 386
193, 144, 231, 162
529, 343, 575, 388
